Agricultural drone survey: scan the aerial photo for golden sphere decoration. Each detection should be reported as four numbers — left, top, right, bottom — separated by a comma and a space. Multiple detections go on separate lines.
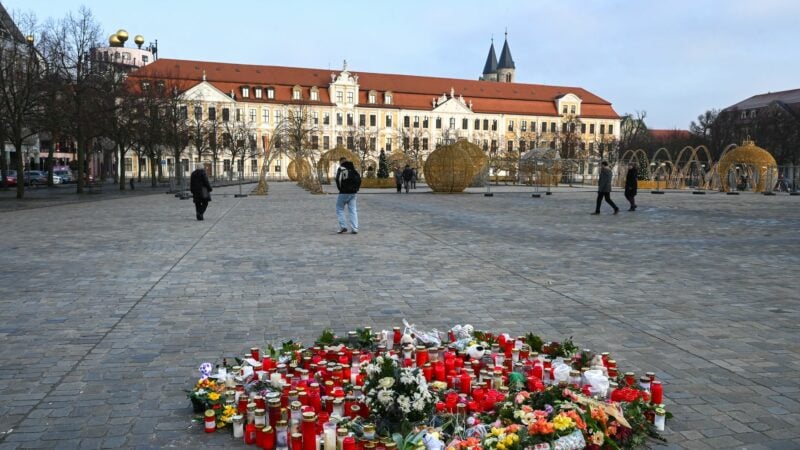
319, 147, 361, 173
451, 140, 487, 174
116, 29, 129, 44
109, 34, 121, 46
26, 35, 34, 44
388, 151, 413, 169
423, 143, 477, 193
287, 159, 312, 181
134, 35, 145, 47
718, 140, 777, 193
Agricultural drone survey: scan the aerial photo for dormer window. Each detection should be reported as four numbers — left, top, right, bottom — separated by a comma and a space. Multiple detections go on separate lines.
242, 87, 250, 98
267, 87, 275, 99
368, 90, 377, 104
293, 86, 302, 100
336, 91, 343, 103
384, 92, 392, 105
570, 105, 576, 114
562, 105, 568, 114
255, 88, 262, 99
310, 87, 319, 101
347, 91, 354, 104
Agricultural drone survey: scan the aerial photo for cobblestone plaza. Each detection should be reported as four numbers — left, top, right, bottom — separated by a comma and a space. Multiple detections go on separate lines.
0, 184, 798, 449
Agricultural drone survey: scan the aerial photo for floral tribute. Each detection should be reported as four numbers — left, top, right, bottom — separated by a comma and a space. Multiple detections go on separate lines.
186, 322, 670, 449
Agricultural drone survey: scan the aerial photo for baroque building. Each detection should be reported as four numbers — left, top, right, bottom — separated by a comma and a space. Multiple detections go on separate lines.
128, 37, 620, 180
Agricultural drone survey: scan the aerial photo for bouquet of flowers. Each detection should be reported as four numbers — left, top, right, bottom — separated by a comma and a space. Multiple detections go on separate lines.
363, 354, 436, 435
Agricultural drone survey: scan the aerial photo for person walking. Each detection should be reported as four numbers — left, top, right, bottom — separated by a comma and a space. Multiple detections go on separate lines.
334, 157, 346, 183
190, 167, 213, 221
411, 167, 417, 189
393, 166, 403, 193
402, 165, 414, 193
624, 162, 638, 211
592, 161, 619, 215
335, 160, 361, 234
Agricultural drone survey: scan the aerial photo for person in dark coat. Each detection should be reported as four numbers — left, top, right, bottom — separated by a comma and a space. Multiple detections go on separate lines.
410, 167, 417, 189
190, 167, 212, 221
592, 161, 619, 215
402, 165, 414, 193
624, 163, 638, 211
335, 161, 361, 234
393, 166, 403, 193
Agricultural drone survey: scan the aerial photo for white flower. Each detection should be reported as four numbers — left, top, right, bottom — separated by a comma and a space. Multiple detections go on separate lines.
376, 356, 384, 365
412, 397, 427, 412
397, 395, 411, 413
378, 389, 394, 405
400, 370, 416, 385
379, 377, 395, 389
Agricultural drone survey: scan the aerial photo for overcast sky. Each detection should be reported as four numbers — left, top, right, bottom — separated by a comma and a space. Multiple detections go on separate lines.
7, 0, 799, 129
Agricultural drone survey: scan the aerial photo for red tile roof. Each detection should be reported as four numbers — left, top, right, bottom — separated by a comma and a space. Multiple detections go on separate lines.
130, 58, 619, 119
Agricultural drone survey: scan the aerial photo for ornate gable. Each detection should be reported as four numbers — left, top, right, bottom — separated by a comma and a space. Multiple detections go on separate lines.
431, 88, 473, 113
182, 81, 236, 104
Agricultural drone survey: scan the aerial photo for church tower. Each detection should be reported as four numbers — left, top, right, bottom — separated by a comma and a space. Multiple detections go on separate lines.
495, 32, 515, 83
479, 39, 498, 81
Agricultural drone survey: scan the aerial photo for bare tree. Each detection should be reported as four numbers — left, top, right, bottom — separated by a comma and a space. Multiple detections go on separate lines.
221, 117, 256, 180
619, 111, 649, 152
284, 106, 321, 192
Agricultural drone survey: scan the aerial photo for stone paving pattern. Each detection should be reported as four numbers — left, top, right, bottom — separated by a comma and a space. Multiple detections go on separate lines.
0, 183, 798, 449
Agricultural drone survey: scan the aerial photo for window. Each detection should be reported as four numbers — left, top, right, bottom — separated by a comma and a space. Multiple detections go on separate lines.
404, 116, 410, 127
385, 93, 392, 104
251, 159, 258, 174
413, 116, 420, 128
311, 90, 319, 101
359, 137, 366, 150
208, 107, 216, 121
413, 137, 419, 149
336, 136, 343, 147
181, 159, 189, 173
347, 136, 354, 149
562, 105, 568, 114
581, 123, 586, 133
368, 93, 376, 104
312, 112, 319, 125
608, 124, 614, 134
262, 108, 269, 123
600, 124, 606, 135
323, 136, 330, 149
386, 115, 392, 127
124, 158, 132, 171
336, 91, 343, 103
475, 119, 480, 129
550, 122, 556, 133
462, 118, 468, 129
255, 88, 262, 99
436, 117, 442, 129
507, 141, 514, 152
249, 109, 256, 122
369, 137, 376, 150
750, 110, 757, 118
347, 113, 353, 126
275, 110, 282, 122
570, 105, 576, 114
508, 120, 514, 132
275, 164, 281, 173
141, 55, 148, 64
530, 121, 535, 132
193, 106, 202, 121
336, 113, 343, 125
224, 159, 231, 172
449, 117, 456, 129
491, 120, 497, 131
590, 123, 595, 134
386, 138, 392, 152
293, 89, 301, 100
242, 87, 250, 98
235, 108, 242, 121
267, 88, 275, 99
521, 121, 527, 132
179, 105, 188, 119
422, 138, 429, 150
222, 108, 230, 122
589, 142, 594, 152
423, 117, 429, 128
323, 112, 330, 125
359, 114, 366, 127
403, 137, 410, 149
311, 135, 319, 149
347, 91, 354, 103
491, 140, 498, 151
236, 160, 243, 173
483, 119, 489, 130
740, 111, 747, 119
519, 140, 526, 152
370, 114, 376, 127
562, 123, 568, 133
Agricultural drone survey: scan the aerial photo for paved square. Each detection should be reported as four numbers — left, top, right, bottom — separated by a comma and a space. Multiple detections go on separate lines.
0, 183, 798, 449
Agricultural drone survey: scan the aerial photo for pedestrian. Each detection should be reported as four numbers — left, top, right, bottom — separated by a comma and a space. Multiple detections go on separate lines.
411, 167, 417, 189
335, 160, 361, 234
592, 161, 619, 215
334, 157, 346, 183
393, 166, 403, 193
190, 167, 213, 221
402, 165, 414, 193
624, 162, 638, 211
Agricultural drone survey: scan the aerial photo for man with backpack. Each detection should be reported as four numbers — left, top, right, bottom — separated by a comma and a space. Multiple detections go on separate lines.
335, 160, 361, 234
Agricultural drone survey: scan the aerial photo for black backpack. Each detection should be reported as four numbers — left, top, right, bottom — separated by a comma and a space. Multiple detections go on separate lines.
340, 167, 361, 193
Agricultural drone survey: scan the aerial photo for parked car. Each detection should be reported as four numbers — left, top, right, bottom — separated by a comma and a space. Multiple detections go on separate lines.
53, 169, 73, 183
23, 171, 48, 185
3, 170, 16, 186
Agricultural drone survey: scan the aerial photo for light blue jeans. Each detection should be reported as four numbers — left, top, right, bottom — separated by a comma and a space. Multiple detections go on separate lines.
336, 193, 358, 231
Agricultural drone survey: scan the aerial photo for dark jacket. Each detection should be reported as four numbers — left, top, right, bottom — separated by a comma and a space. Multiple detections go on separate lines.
625, 167, 638, 193
190, 169, 212, 200
336, 161, 361, 194
402, 167, 414, 182
393, 169, 403, 184
598, 167, 613, 193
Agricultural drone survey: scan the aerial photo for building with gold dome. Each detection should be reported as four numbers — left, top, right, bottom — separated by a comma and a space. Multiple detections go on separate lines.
126, 36, 620, 181
91, 29, 157, 73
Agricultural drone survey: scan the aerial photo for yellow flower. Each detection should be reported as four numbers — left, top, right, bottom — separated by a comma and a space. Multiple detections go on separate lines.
496, 444, 505, 450
216, 421, 225, 428
207, 392, 220, 401
552, 414, 575, 431
511, 435, 519, 443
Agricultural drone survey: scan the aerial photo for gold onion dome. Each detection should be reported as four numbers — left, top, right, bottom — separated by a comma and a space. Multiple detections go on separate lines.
116, 29, 129, 44
134, 35, 145, 47
109, 34, 121, 46
26, 35, 34, 44
718, 140, 777, 193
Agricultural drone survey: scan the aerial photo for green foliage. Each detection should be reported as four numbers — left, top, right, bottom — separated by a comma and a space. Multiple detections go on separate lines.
524, 332, 544, 352
473, 330, 497, 345
266, 340, 303, 361
392, 430, 426, 450
317, 328, 337, 346
546, 337, 578, 358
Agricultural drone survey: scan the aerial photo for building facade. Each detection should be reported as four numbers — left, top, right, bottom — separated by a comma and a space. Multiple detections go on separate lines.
128, 38, 620, 180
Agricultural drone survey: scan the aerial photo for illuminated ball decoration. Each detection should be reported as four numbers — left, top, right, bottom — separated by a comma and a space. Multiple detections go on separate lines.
423, 144, 476, 193
718, 140, 777, 193
287, 159, 312, 181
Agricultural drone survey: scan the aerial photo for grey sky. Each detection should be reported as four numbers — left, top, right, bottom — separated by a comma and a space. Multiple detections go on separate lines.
7, 0, 799, 129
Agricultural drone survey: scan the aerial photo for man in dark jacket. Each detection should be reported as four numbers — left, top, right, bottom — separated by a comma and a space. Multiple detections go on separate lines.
592, 161, 619, 215
402, 165, 414, 193
335, 160, 361, 234
624, 163, 638, 211
190, 167, 213, 221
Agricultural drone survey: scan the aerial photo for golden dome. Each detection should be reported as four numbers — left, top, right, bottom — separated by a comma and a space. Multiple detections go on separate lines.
718, 140, 777, 193
287, 159, 312, 181
26, 35, 34, 44
423, 144, 476, 193
109, 34, 121, 46
134, 35, 145, 47
116, 29, 129, 44
319, 147, 361, 173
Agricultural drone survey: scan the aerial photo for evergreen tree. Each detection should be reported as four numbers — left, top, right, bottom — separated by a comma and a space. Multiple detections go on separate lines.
377, 149, 389, 178
637, 156, 650, 180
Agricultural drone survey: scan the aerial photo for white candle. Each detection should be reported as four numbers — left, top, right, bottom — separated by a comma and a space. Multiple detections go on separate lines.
271, 373, 283, 389
323, 422, 337, 450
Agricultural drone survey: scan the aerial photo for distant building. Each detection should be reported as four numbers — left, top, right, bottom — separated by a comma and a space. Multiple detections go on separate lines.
91, 29, 157, 73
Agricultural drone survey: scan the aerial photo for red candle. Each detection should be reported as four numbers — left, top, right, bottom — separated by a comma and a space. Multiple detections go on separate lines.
343, 437, 356, 450
434, 362, 446, 382
301, 412, 317, 450
251, 347, 261, 361
472, 387, 485, 403
435, 402, 445, 413
422, 364, 433, 381
204, 410, 216, 433
459, 372, 472, 394
245, 423, 257, 444
416, 347, 428, 367
650, 381, 663, 404
256, 425, 266, 447
468, 401, 480, 413
444, 358, 455, 374
624, 372, 635, 387
471, 360, 481, 377
263, 426, 276, 450
393, 327, 402, 345
291, 432, 303, 450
